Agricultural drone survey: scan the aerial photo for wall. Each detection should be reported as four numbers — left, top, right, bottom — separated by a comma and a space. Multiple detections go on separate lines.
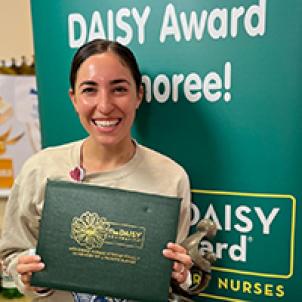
0, 0, 34, 230
0, 0, 33, 62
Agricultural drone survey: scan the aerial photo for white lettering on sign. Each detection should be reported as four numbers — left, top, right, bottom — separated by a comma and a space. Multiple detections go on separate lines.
67, 1, 267, 48
160, 1, 266, 43
68, 7, 151, 48
142, 62, 232, 103
201, 235, 247, 262
190, 201, 281, 263
196, 203, 280, 235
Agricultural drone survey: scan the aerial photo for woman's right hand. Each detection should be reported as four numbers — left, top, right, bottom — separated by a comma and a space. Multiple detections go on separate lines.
17, 255, 45, 292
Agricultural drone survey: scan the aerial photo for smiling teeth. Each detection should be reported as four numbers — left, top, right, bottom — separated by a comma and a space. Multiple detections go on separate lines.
94, 120, 119, 127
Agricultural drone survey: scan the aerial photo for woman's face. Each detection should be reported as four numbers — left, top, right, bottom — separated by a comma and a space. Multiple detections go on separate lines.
70, 52, 142, 148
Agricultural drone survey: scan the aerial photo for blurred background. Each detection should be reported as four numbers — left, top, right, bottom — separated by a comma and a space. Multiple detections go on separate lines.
0, 1, 34, 300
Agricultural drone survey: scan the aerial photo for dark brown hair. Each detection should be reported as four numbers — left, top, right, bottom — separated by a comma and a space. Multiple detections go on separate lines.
69, 39, 142, 93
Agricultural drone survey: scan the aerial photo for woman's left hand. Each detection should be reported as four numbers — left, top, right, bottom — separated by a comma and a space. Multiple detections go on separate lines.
162, 242, 193, 284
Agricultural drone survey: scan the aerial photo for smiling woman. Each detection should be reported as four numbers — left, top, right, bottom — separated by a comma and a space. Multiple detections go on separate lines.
69, 51, 142, 160
68, 40, 143, 173
0, 39, 193, 302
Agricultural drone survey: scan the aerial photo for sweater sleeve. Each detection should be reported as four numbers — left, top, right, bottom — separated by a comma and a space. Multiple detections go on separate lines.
0, 165, 44, 296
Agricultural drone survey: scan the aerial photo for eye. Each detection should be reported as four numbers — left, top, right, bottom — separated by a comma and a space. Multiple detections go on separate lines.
113, 86, 128, 94
81, 87, 97, 94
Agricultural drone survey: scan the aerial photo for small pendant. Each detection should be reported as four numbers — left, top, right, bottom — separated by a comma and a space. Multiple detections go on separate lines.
69, 166, 86, 182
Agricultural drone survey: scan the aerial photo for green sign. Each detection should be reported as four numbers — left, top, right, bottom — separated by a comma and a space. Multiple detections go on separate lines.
192, 190, 295, 300
31, 0, 301, 301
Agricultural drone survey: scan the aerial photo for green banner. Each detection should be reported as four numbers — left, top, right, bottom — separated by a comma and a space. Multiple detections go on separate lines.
31, 0, 301, 301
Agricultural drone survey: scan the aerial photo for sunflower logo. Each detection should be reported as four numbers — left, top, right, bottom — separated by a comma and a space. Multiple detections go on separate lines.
71, 211, 111, 250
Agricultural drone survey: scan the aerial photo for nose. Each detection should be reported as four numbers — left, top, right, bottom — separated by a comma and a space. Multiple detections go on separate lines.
96, 90, 114, 114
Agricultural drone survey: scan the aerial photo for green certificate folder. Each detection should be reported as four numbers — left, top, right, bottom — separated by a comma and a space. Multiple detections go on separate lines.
31, 180, 181, 302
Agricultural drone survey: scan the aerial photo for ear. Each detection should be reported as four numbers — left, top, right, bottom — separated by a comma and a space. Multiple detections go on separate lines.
135, 84, 144, 109
69, 88, 78, 113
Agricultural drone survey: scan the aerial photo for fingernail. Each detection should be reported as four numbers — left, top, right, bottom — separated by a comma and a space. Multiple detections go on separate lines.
38, 263, 45, 269
162, 249, 169, 255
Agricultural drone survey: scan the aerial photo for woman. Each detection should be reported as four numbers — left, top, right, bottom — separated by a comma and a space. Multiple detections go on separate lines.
0, 39, 192, 302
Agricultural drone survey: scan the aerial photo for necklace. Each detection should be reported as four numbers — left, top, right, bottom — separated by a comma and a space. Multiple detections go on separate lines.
69, 140, 136, 181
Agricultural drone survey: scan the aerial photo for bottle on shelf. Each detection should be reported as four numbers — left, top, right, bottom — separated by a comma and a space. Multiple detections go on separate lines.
0, 59, 16, 75
18, 56, 34, 75
1, 261, 23, 299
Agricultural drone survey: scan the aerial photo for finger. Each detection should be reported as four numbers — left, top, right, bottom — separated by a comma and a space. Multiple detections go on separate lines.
165, 243, 193, 267
17, 262, 45, 274
166, 242, 187, 254
163, 248, 193, 268
173, 261, 185, 273
20, 274, 33, 292
20, 272, 32, 285
171, 268, 188, 284
18, 255, 41, 265
20, 273, 46, 292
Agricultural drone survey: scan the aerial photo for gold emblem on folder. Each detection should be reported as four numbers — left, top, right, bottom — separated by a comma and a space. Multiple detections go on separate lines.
70, 211, 145, 265
71, 211, 111, 249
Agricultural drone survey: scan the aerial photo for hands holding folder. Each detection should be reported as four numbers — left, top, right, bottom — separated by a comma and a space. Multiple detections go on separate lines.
17, 242, 192, 294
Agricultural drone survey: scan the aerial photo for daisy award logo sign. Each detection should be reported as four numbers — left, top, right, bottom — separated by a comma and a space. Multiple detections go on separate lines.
190, 190, 296, 301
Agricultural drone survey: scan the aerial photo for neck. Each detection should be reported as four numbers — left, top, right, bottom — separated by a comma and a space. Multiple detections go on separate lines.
81, 137, 136, 173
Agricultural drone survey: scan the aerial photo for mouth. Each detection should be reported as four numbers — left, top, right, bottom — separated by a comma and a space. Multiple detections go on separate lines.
91, 118, 122, 130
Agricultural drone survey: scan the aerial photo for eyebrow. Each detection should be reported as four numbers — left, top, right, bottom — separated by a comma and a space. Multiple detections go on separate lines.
110, 79, 130, 85
79, 79, 130, 88
79, 81, 97, 88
